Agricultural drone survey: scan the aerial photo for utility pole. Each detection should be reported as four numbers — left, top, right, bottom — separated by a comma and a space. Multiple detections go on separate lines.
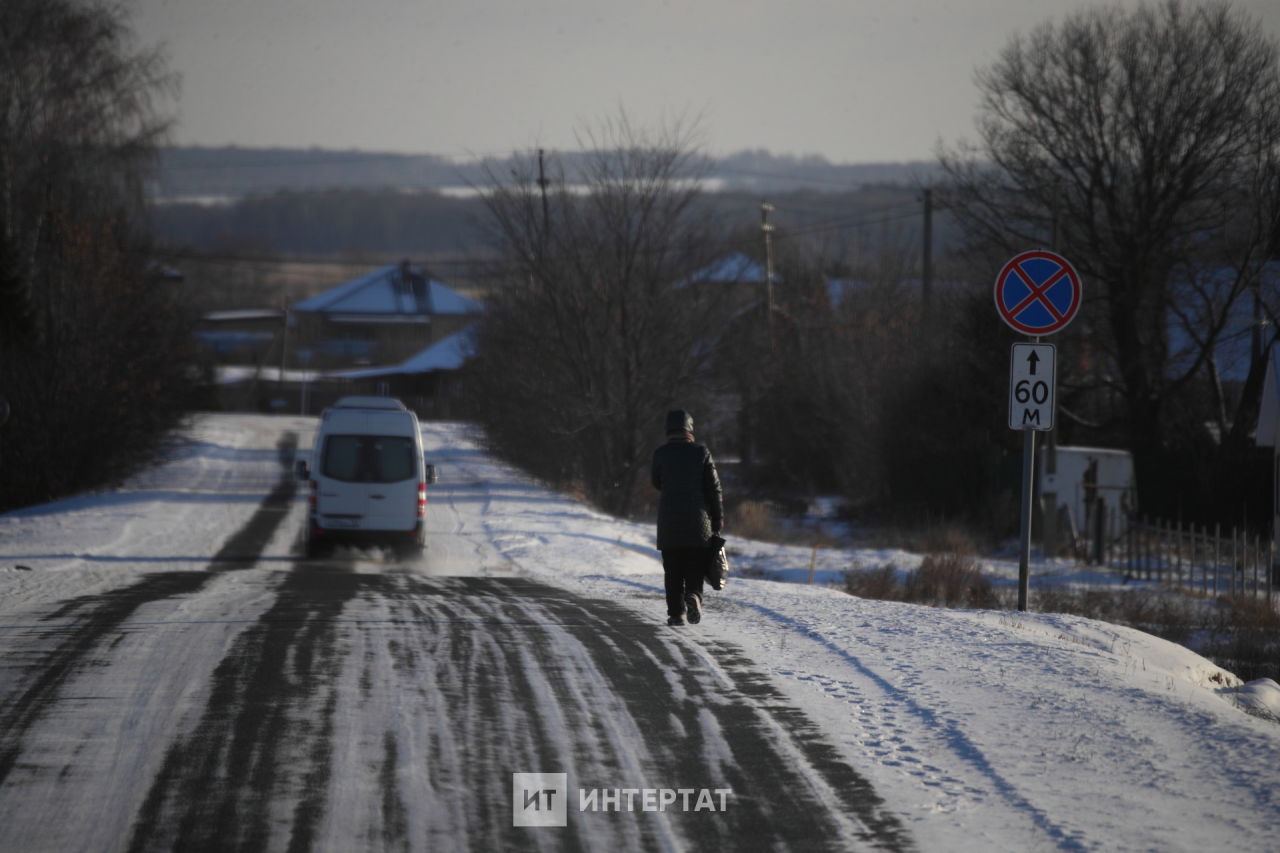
921, 187, 933, 323
279, 277, 289, 398
537, 149, 550, 238
761, 201, 776, 349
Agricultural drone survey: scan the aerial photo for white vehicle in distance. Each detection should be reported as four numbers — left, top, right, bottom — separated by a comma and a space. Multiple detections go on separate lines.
295, 396, 438, 558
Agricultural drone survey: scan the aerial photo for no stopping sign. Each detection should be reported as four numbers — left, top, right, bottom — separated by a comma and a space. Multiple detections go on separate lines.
994, 250, 1082, 336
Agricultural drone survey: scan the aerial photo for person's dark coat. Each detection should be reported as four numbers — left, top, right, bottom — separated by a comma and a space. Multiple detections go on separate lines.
651, 440, 723, 550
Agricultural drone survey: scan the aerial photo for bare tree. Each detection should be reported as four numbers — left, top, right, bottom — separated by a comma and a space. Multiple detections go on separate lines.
941, 0, 1280, 511
467, 116, 727, 516
0, 0, 189, 510
1, 0, 173, 334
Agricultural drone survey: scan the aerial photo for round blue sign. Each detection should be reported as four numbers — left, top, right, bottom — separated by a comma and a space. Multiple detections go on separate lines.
994, 250, 1082, 336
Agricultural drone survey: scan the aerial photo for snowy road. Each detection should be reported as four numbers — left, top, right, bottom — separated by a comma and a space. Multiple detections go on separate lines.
0, 416, 908, 852
3, 414, 1279, 852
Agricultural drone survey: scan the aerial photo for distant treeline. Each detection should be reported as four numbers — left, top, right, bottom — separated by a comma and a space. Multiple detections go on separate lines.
152, 145, 944, 199
151, 189, 489, 257
149, 184, 951, 260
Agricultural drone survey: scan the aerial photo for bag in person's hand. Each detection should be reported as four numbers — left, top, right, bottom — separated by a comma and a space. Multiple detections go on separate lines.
705, 534, 729, 591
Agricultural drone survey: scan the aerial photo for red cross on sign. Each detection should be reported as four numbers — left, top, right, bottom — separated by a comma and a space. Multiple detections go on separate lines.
994, 250, 1082, 336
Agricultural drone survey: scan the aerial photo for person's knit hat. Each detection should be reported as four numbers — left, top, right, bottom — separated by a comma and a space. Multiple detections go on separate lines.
665, 409, 694, 434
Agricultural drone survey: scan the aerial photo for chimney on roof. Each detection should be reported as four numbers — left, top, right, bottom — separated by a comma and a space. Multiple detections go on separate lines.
391, 259, 410, 311
396, 259, 431, 314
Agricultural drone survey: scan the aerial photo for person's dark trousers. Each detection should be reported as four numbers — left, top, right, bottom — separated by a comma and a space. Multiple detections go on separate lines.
661, 548, 707, 619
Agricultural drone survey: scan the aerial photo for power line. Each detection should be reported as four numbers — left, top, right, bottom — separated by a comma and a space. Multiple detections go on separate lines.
778, 207, 927, 241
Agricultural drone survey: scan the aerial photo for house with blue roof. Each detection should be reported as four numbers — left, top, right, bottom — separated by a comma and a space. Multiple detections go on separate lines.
324, 325, 480, 418
289, 261, 483, 369
680, 251, 780, 314
682, 251, 772, 286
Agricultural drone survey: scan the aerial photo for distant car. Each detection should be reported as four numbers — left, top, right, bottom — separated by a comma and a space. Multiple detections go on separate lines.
295, 395, 438, 557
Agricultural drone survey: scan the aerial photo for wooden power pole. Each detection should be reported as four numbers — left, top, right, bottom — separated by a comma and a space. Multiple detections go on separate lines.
761, 201, 776, 349
921, 187, 933, 323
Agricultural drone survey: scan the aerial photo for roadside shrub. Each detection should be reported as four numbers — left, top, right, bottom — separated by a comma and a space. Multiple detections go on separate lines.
729, 500, 780, 541
919, 526, 979, 556
906, 552, 998, 608
1033, 586, 1199, 641
862, 521, 991, 556
1034, 585, 1088, 617
1202, 596, 1280, 682
843, 553, 997, 609
843, 565, 900, 601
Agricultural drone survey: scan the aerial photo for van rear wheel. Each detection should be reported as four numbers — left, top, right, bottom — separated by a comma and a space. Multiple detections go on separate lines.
304, 536, 334, 559
393, 539, 425, 561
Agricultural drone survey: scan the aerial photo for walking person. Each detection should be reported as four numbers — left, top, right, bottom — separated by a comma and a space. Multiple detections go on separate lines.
652, 410, 723, 626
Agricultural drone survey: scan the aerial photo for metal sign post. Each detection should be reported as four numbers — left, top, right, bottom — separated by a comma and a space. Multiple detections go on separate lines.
995, 250, 1082, 611
1008, 342, 1056, 611
1017, 414, 1037, 611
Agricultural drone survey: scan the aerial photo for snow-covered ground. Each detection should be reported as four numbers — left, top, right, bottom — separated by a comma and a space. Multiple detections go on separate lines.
2, 413, 1278, 852
0, 414, 306, 611
423, 421, 1280, 852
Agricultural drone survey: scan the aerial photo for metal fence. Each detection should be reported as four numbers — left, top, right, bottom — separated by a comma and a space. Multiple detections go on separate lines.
1090, 513, 1277, 603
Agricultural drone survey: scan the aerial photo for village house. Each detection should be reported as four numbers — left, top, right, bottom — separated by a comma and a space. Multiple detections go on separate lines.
287, 260, 482, 369
196, 261, 483, 415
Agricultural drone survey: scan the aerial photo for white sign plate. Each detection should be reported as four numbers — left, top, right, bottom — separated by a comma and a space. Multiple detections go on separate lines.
1009, 343, 1056, 431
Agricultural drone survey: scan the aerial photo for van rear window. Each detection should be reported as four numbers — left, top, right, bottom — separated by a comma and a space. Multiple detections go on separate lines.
321, 435, 416, 483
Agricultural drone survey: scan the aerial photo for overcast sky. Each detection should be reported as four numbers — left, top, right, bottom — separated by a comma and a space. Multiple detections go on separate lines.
130, 0, 1280, 164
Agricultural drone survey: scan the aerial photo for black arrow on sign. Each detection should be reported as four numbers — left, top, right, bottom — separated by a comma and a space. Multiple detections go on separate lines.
1026, 350, 1040, 375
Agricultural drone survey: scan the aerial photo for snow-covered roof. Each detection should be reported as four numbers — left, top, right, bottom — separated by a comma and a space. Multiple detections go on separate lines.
1050, 445, 1132, 458
202, 309, 285, 323
215, 366, 323, 385
330, 325, 478, 379
681, 252, 779, 287
291, 264, 483, 317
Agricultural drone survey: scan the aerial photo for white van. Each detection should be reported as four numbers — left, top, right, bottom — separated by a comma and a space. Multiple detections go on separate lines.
295, 396, 438, 557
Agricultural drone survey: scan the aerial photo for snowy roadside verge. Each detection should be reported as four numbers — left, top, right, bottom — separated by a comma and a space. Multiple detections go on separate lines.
0, 414, 313, 614
426, 422, 1280, 853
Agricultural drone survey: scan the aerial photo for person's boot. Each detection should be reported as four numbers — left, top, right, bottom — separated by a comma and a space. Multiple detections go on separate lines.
684, 592, 702, 624
667, 614, 686, 626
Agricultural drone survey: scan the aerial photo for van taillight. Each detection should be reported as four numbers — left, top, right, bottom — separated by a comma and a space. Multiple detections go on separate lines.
417, 482, 426, 517
309, 480, 318, 510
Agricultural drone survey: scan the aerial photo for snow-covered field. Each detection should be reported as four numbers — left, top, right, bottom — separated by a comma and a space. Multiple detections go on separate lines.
2, 413, 1278, 852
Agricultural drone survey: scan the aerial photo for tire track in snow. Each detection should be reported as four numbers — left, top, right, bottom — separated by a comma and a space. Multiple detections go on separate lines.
515, 584, 913, 851
125, 563, 363, 852
0, 432, 299, 786
122, 571, 596, 853
117, 571, 911, 851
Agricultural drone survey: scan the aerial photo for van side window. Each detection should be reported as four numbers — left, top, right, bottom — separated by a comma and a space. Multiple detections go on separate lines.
322, 435, 416, 483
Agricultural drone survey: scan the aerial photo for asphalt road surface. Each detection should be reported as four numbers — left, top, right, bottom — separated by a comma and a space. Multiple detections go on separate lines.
0, 429, 910, 852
